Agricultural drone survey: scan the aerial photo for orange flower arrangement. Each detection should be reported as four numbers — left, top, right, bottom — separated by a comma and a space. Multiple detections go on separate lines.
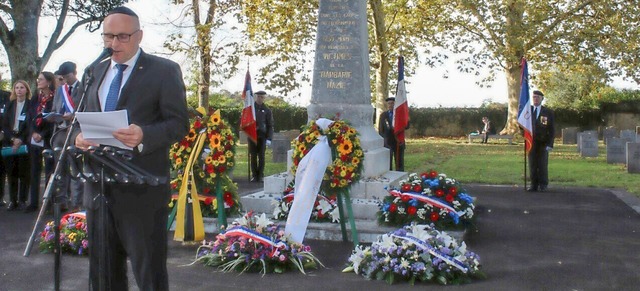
169, 109, 240, 216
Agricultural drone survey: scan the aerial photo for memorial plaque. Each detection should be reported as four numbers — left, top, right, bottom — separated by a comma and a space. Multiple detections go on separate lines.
620, 129, 635, 144
603, 127, 617, 145
308, 0, 388, 177
627, 143, 640, 173
579, 134, 598, 157
562, 127, 578, 144
606, 137, 626, 164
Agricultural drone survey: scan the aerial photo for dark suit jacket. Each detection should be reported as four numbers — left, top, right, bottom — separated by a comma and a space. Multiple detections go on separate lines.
378, 110, 409, 147
532, 106, 555, 148
78, 50, 189, 208
51, 81, 84, 148
2, 99, 30, 147
0, 90, 10, 143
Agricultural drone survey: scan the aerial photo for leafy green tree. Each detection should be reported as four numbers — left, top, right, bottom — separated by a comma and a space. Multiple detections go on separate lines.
165, 0, 241, 107
0, 0, 126, 87
536, 63, 608, 110
429, 0, 640, 134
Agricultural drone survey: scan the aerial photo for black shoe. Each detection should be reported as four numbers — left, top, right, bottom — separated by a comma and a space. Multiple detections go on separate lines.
526, 187, 538, 192
0, 200, 6, 207
539, 186, 547, 192
23, 205, 38, 213
7, 202, 18, 211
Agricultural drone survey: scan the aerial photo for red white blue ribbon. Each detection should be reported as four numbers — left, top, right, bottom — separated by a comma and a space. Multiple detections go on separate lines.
389, 189, 465, 218
391, 233, 469, 273
224, 226, 287, 256
282, 192, 336, 206
61, 84, 75, 113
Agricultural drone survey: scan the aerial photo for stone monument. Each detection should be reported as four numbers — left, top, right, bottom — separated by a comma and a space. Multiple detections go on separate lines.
603, 127, 617, 145
577, 131, 597, 153
307, 0, 388, 178
579, 133, 599, 157
620, 129, 635, 144
562, 127, 578, 144
627, 143, 640, 174
241, 0, 406, 242
606, 137, 626, 164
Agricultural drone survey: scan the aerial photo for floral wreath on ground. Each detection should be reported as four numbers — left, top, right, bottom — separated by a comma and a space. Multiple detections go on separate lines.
344, 223, 484, 285
195, 211, 323, 274
272, 182, 340, 223
39, 212, 88, 256
169, 109, 241, 217
378, 170, 475, 230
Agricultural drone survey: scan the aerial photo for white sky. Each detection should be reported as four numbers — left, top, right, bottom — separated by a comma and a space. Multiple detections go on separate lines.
25, 1, 640, 107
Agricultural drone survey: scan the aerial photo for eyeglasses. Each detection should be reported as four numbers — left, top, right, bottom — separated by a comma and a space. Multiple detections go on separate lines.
101, 30, 139, 43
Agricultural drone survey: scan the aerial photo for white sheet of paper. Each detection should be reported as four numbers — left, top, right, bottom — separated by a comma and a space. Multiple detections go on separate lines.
75, 110, 132, 150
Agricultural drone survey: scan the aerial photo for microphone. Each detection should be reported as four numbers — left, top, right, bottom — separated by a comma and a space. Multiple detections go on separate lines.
84, 47, 113, 72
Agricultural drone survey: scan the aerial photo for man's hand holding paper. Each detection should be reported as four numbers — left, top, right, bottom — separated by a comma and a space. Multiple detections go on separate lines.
75, 109, 135, 150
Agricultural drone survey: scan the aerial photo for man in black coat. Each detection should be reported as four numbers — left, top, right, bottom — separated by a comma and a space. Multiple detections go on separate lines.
248, 90, 273, 182
378, 97, 408, 171
0, 73, 10, 207
74, 7, 189, 290
527, 90, 555, 192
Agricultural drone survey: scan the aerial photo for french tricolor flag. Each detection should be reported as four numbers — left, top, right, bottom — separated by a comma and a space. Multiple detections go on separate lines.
393, 56, 409, 144
516, 58, 533, 153
240, 69, 258, 143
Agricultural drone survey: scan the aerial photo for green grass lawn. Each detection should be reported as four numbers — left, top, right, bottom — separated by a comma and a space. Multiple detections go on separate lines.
232, 138, 639, 197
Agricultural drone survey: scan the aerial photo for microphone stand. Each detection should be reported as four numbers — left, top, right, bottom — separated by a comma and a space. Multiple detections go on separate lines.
23, 51, 110, 291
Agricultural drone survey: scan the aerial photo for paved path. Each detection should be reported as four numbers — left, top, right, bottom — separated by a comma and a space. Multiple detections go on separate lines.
1, 183, 639, 290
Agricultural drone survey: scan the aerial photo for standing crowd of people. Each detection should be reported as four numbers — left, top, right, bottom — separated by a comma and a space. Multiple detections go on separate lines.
0, 61, 84, 213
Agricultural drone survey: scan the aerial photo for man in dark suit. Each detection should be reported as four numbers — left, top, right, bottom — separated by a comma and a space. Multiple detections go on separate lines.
74, 7, 189, 290
51, 61, 84, 211
0, 73, 10, 207
378, 97, 408, 171
248, 90, 273, 182
527, 90, 555, 192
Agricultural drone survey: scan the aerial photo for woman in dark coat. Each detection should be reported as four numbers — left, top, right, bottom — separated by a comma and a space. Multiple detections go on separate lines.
24, 72, 55, 212
3, 80, 32, 210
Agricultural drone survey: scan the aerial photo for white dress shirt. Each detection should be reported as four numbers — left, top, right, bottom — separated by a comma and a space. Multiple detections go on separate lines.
98, 48, 142, 112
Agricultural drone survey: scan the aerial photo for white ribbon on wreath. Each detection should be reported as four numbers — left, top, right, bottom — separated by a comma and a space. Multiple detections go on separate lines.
284, 118, 334, 243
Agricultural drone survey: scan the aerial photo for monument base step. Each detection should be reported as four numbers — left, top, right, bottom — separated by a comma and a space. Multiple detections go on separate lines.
241, 190, 382, 220
170, 217, 465, 243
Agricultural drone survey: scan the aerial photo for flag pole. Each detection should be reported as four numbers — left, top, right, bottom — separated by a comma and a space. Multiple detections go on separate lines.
523, 135, 527, 190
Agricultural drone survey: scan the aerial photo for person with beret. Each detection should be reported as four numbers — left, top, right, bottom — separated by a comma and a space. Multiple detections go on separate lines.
527, 90, 555, 192
248, 90, 273, 182
378, 97, 409, 171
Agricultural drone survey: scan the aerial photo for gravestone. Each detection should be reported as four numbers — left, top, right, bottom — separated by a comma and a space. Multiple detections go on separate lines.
620, 129, 635, 145
271, 132, 291, 163
579, 134, 599, 157
606, 137, 626, 164
603, 127, 617, 145
577, 131, 597, 153
307, 0, 388, 178
627, 143, 640, 173
562, 127, 578, 144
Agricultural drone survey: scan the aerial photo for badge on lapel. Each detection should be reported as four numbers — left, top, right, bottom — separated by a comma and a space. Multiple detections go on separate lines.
541, 116, 548, 126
